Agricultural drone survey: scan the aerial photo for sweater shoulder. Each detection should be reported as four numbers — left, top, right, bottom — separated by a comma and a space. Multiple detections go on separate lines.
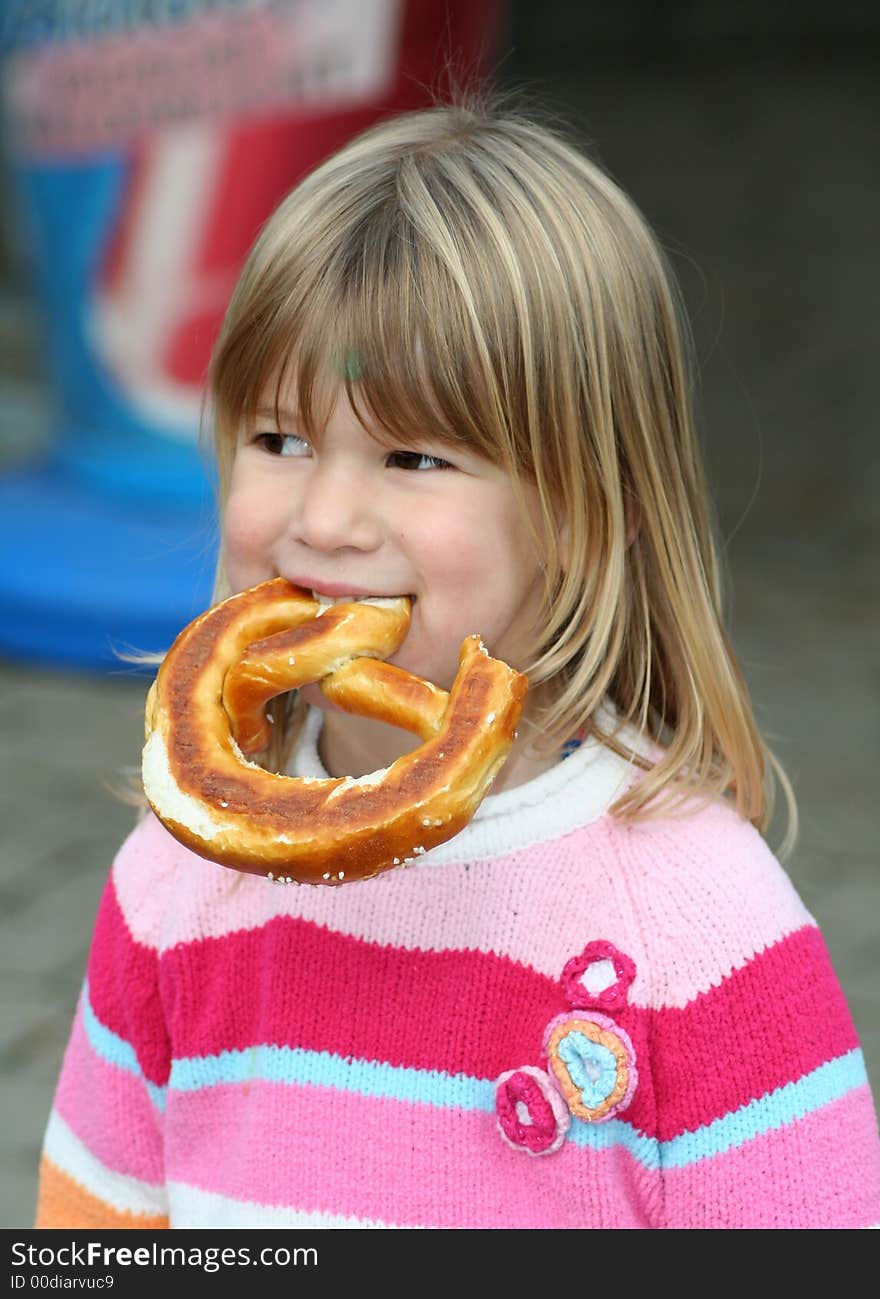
599, 796, 817, 1009
109, 811, 229, 952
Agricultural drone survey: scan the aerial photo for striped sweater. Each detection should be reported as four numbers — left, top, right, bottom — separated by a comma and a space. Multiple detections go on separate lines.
36, 713, 880, 1228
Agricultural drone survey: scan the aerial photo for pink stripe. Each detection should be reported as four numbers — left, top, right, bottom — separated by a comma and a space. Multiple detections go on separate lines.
159, 917, 856, 1138
662, 1087, 880, 1228
165, 1079, 662, 1228
54, 1010, 164, 1183
116, 810, 811, 1007
88, 875, 170, 1086
115, 816, 641, 982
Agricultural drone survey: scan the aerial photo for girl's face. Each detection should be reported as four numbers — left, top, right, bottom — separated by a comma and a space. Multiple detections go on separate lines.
224, 386, 549, 698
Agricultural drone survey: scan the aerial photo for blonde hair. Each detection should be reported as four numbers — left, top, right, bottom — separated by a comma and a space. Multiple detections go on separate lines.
208, 96, 797, 856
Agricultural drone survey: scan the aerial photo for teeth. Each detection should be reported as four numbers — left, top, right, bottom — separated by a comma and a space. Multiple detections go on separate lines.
311, 590, 407, 611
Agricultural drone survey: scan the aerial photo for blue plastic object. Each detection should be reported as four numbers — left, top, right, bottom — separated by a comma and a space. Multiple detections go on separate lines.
0, 459, 216, 671
0, 157, 217, 671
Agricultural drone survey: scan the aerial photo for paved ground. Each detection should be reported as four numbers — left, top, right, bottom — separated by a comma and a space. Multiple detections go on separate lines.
1, 53, 878, 1228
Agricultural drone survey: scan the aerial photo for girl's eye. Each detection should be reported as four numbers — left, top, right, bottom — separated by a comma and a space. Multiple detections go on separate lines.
386, 450, 453, 471
254, 432, 310, 457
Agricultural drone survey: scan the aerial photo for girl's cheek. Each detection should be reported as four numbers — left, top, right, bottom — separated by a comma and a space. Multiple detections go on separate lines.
224, 489, 269, 558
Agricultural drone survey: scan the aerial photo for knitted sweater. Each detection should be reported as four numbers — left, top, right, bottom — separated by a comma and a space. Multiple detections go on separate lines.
36, 712, 880, 1229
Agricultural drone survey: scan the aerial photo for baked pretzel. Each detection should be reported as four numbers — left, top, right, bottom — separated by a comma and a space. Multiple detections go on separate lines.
142, 578, 527, 885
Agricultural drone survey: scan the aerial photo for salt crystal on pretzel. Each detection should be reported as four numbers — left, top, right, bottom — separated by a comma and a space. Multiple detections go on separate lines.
142, 577, 527, 885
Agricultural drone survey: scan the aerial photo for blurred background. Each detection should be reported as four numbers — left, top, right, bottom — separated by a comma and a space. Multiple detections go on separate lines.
1, 0, 878, 1228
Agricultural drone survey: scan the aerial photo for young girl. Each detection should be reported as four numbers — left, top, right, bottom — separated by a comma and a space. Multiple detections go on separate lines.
36, 100, 880, 1229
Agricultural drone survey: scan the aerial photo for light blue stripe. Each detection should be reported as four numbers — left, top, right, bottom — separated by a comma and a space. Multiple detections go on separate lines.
171, 1045, 495, 1113
169, 1046, 659, 1165
568, 1115, 661, 1167
661, 1049, 868, 1169
81, 977, 869, 1170
170, 1043, 867, 1169
80, 980, 167, 1112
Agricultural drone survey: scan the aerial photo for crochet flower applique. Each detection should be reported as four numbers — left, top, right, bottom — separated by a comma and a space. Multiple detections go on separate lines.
494, 941, 638, 1156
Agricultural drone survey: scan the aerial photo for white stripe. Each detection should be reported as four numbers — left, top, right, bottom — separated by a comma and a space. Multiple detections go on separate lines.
167, 1181, 416, 1229
43, 1110, 167, 1219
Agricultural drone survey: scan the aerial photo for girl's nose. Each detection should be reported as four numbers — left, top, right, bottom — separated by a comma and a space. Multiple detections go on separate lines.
291, 459, 383, 553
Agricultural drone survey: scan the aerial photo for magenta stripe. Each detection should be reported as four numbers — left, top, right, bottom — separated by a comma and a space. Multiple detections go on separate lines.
645, 924, 859, 1139
158, 917, 856, 1137
88, 878, 170, 1086
54, 1011, 164, 1183
164, 1078, 662, 1228
662, 1087, 880, 1228
160, 912, 566, 1081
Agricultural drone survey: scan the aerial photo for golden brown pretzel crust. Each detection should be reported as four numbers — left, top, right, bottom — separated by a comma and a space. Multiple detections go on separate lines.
142, 578, 528, 885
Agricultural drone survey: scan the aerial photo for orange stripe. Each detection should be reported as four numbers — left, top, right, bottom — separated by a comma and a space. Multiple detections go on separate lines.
35, 1157, 168, 1230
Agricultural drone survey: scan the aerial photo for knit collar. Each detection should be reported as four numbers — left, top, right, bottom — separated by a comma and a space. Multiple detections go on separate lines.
289, 702, 650, 864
